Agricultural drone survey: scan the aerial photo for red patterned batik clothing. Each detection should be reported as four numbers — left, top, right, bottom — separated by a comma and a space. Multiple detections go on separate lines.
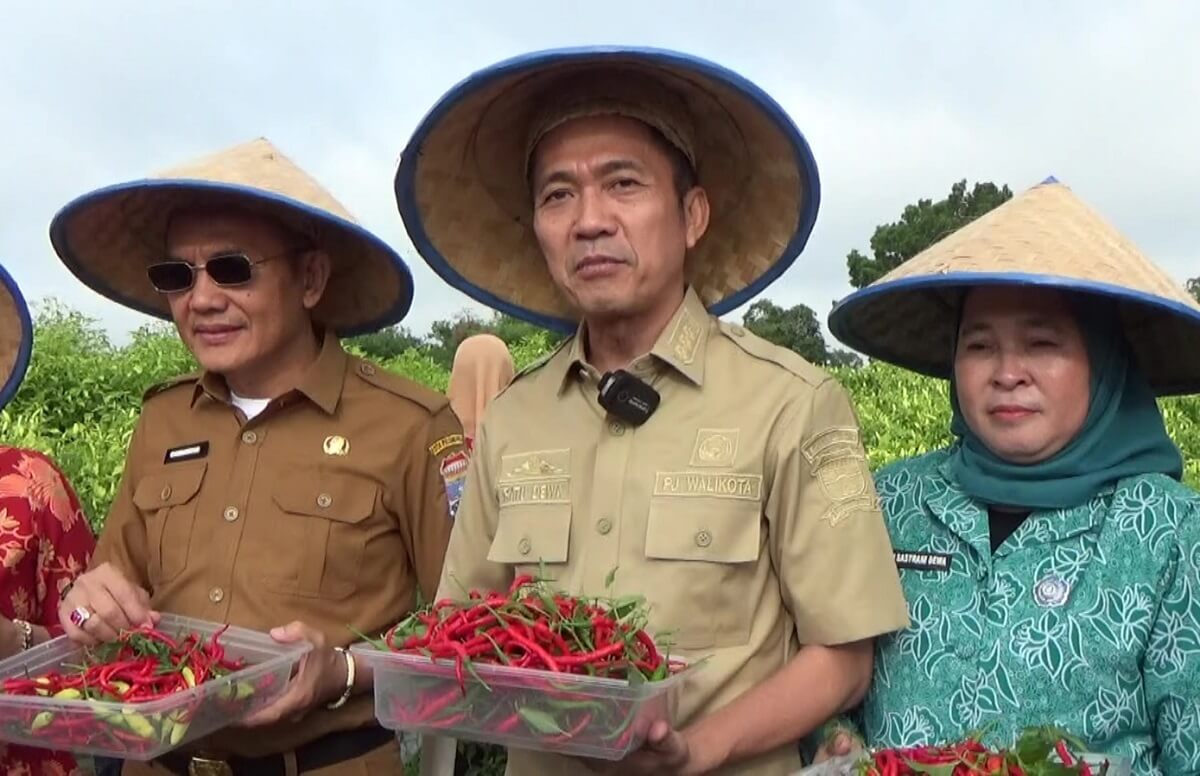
0, 446, 96, 776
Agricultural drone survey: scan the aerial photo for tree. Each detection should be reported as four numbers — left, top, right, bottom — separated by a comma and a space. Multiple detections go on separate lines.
345, 326, 424, 361
1188, 277, 1200, 303
826, 349, 864, 368
425, 312, 491, 369
847, 179, 1013, 289
742, 299, 831, 365
423, 311, 565, 369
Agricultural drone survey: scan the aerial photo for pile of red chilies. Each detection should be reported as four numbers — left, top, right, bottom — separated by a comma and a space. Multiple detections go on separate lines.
380, 574, 685, 691
858, 730, 1109, 776
1, 624, 245, 703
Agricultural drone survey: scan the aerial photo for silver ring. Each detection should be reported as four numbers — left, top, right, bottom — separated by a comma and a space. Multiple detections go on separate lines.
69, 605, 93, 628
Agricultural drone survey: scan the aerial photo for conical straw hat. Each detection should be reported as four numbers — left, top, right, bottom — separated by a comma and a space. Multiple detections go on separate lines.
0, 264, 32, 411
395, 46, 821, 332
50, 138, 413, 336
828, 177, 1200, 396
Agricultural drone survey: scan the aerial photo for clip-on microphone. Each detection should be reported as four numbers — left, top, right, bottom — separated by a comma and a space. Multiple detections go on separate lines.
597, 369, 660, 427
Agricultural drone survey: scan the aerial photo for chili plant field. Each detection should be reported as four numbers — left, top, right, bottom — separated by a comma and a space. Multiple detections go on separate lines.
7, 304, 1200, 774
10, 303, 1200, 535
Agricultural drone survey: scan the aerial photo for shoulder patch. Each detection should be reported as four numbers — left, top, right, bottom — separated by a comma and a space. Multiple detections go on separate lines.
142, 372, 201, 403
350, 356, 449, 415
716, 321, 830, 386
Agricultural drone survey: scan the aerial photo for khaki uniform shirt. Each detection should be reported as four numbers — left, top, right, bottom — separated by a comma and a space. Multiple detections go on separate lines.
435, 288, 910, 776
94, 330, 467, 757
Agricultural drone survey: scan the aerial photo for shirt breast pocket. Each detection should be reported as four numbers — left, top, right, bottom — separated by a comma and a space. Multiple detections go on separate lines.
267, 469, 379, 600
132, 462, 207, 585
643, 498, 762, 650
487, 503, 572, 576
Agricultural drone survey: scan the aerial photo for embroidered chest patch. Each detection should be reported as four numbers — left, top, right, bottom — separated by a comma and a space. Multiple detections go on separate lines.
440, 451, 469, 520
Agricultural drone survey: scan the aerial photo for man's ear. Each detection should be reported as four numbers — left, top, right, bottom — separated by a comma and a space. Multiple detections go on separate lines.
300, 250, 332, 310
683, 186, 710, 250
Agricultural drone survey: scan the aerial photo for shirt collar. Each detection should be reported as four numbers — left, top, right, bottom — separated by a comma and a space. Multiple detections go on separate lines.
556, 286, 710, 394
190, 328, 347, 415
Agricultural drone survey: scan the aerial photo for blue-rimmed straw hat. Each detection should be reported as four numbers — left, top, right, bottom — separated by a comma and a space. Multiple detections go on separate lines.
829, 177, 1200, 396
49, 138, 414, 336
395, 46, 821, 332
0, 264, 32, 411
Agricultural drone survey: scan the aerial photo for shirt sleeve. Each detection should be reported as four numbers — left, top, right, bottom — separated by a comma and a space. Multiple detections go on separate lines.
30, 452, 96, 636
91, 415, 152, 589
1145, 518, 1200, 775
398, 403, 466, 602
434, 418, 512, 602
765, 377, 910, 645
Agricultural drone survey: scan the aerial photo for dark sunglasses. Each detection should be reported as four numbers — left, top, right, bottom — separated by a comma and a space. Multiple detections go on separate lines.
146, 253, 277, 294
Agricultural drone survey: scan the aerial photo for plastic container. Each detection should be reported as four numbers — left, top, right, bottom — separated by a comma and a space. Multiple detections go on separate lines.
1070, 753, 1133, 776
792, 752, 861, 775
352, 645, 694, 760
792, 750, 1133, 775
0, 613, 310, 760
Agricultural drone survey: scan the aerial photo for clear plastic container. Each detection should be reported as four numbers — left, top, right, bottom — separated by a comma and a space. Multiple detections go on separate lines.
1069, 753, 1132, 776
0, 613, 310, 760
352, 645, 694, 761
792, 750, 1133, 775
792, 752, 862, 775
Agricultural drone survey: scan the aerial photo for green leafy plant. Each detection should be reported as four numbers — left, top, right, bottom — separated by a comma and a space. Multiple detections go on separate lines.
2, 303, 1191, 773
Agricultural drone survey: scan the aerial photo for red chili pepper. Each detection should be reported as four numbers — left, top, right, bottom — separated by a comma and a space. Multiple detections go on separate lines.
432, 711, 468, 727
413, 685, 462, 722
555, 641, 625, 667
550, 711, 593, 743
494, 712, 522, 733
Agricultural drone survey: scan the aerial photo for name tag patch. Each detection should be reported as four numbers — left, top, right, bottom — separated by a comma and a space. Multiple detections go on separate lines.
894, 550, 952, 573
653, 472, 762, 500
498, 477, 570, 507
164, 442, 208, 464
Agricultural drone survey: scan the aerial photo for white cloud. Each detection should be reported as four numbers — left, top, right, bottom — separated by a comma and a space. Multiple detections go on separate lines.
1, 1, 1196, 348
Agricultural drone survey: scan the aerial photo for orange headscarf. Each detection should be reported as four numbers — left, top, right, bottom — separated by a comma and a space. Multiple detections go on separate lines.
448, 334, 515, 450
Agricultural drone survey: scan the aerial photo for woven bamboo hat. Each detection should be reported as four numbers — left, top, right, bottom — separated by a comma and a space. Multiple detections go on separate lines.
49, 138, 414, 336
0, 264, 32, 411
395, 46, 821, 332
828, 177, 1200, 396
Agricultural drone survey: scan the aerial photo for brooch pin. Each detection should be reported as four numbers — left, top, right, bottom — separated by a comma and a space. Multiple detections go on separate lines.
1033, 574, 1071, 608
323, 435, 350, 456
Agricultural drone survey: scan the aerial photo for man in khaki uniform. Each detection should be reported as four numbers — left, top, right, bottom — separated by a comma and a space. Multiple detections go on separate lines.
396, 48, 911, 775
49, 138, 467, 774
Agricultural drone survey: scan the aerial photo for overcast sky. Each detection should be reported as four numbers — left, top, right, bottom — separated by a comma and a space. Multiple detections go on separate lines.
3, 1, 1197, 345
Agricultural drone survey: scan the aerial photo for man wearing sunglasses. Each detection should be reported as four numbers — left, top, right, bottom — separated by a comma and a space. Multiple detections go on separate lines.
48, 138, 467, 775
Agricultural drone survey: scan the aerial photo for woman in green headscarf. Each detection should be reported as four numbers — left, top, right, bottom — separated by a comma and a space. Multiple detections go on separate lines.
811, 179, 1200, 776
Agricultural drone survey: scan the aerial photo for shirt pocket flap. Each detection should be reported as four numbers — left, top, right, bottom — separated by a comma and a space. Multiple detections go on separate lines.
132, 463, 207, 510
645, 499, 761, 563
487, 504, 572, 564
272, 470, 378, 524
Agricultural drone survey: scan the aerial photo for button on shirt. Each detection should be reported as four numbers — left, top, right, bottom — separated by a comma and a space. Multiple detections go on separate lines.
93, 330, 468, 757
436, 287, 910, 776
